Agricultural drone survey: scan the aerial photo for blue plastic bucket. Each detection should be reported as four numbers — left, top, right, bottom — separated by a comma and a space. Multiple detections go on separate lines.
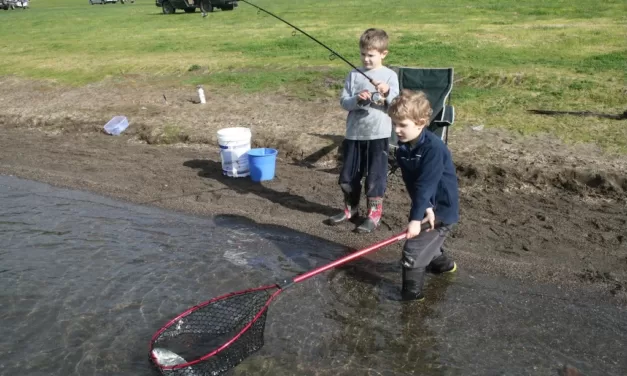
248, 148, 278, 182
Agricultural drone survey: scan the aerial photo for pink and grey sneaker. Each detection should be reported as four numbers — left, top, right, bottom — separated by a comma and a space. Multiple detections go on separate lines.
326, 193, 359, 226
355, 197, 383, 233
326, 204, 358, 226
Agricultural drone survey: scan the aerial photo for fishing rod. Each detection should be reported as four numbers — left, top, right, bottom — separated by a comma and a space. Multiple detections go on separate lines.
239, 0, 384, 101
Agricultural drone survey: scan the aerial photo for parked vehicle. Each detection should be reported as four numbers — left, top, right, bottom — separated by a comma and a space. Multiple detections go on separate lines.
89, 0, 118, 4
155, 0, 237, 14
2, 0, 29, 9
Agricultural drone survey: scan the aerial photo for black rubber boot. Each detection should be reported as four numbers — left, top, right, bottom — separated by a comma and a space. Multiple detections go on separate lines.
325, 191, 359, 226
401, 267, 426, 301
355, 197, 383, 234
426, 249, 457, 274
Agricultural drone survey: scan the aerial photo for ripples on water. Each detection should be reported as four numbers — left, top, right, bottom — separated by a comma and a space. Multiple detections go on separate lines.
1, 176, 625, 376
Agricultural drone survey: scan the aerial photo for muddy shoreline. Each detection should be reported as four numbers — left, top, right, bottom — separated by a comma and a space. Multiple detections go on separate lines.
1, 77, 626, 303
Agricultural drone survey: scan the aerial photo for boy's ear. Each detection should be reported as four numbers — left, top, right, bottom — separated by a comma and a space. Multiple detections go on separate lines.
381, 50, 389, 59
417, 118, 428, 128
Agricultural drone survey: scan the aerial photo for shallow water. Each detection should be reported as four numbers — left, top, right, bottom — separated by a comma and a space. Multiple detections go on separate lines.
1, 175, 625, 376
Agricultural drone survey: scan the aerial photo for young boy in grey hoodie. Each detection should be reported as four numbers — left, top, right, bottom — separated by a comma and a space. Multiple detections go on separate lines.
326, 28, 400, 233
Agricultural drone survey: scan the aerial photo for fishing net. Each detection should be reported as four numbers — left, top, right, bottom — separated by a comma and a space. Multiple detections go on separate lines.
149, 231, 409, 376
150, 285, 280, 376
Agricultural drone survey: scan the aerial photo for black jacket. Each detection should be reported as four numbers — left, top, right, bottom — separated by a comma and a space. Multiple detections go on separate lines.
396, 129, 460, 225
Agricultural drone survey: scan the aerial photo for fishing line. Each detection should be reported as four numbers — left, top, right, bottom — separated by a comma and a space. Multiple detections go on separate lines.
240, 0, 383, 100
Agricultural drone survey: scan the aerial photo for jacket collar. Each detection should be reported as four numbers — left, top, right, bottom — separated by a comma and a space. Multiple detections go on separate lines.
399, 128, 427, 152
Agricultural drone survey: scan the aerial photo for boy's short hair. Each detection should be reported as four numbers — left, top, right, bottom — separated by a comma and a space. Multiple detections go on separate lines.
359, 28, 389, 52
388, 89, 433, 123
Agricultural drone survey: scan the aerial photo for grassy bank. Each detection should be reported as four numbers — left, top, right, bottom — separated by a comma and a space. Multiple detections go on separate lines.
1, 0, 626, 150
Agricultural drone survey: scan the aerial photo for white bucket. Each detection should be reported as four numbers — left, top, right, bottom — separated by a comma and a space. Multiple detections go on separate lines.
217, 127, 252, 177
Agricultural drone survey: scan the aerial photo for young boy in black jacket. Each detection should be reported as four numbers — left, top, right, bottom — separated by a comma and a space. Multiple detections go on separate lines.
388, 89, 460, 301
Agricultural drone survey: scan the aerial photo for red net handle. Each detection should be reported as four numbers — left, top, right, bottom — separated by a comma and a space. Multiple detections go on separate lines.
293, 222, 436, 284
290, 229, 403, 284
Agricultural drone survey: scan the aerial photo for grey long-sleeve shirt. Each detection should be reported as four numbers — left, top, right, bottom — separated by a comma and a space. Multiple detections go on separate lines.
340, 66, 400, 141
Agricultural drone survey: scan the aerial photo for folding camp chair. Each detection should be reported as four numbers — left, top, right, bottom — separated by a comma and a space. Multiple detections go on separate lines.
388, 67, 455, 176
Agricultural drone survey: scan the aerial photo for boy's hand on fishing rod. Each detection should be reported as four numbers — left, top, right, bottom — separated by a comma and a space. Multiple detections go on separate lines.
373, 81, 390, 97
406, 220, 423, 239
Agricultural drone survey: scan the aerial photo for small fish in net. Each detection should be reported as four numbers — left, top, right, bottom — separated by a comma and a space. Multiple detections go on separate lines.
150, 287, 276, 376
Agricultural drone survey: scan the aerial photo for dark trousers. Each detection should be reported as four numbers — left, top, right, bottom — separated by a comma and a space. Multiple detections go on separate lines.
338, 138, 389, 198
402, 224, 454, 269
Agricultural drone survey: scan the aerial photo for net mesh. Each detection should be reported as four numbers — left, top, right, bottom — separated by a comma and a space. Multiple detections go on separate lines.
151, 288, 276, 376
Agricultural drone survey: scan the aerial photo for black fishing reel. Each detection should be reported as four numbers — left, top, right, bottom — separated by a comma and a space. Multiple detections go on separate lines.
359, 92, 384, 106
371, 92, 383, 103
368, 92, 386, 106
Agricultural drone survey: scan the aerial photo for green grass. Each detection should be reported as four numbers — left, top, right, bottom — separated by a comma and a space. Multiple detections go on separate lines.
1, 0, 626, 151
